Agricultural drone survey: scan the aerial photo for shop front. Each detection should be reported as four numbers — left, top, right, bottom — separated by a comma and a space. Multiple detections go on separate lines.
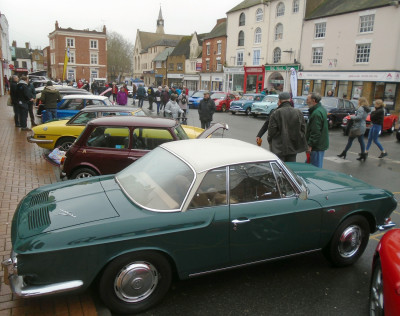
265, 65, 300, 94
167, 73, 184, 88
244, 66, 265, 93
297, 71, 400, 112
223, 67, 244, 93
211, 74, 223, 91
183, 74, 200, 92
155, 74, 163, 87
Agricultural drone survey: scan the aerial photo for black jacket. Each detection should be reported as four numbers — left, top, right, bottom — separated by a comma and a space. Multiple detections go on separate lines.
198, 97, 216, 121
16, 80, 32, 104
10, 80, 18, 105
370, 107, 384, 126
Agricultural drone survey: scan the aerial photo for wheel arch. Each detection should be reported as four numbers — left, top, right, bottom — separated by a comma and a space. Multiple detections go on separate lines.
69, 164, 101, 178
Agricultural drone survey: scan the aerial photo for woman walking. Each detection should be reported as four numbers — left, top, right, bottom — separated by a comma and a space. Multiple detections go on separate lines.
365, 99, 388, 158
165, 94, 183, 123
337, 97, 371, 161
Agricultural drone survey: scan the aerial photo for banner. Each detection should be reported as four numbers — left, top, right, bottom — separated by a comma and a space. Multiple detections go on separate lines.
290, 68, 297, 98
62, 47, 70, 81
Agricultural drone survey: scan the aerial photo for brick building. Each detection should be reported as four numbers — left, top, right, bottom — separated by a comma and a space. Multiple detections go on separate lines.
48, 21, 107, 82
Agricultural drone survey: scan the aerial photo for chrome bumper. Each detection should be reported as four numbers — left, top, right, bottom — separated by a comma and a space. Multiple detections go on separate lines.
27, 135, 53, 144
2, 257, 83, 297
377, 219, 396, 231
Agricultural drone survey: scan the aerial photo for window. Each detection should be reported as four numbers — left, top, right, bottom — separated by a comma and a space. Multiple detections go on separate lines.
22, 61, 27, 68
189, 168, 226, 209
216, 59, 222, 71
50, 53, 55, 65
168, 63, 174, 70
217, 43, 222, 55
271, 163, 295, 197
206, 44, 210, 56
66, 37, 75, 48
253, 49, 261, 66
132, 128, 174, 150
359, 14, 374, 33
239, 13, 245, 26
293, 0, 299, 13
90, 70, 98, 80
237, 51, 244, 66
312, 47, 324, 64
275, 23, 283, 40
156, 61, 162, 68
90, 40, 98, 49
50, 39, 55, 49
256, 8, 263, 22
67, 68, 75, 81
273, 47, 281, 63
87, 126, 130, 149
229, 163, 281, 204
177, 63, 183, 71
315, 22, 326, 38
238, 31, 245, 46
356, 43, 371, 63
90, 53, 98, 65
277, 2, 285, 16
206, 60, 210, 70
69, 51, 75, 64
254, 27, 262, 44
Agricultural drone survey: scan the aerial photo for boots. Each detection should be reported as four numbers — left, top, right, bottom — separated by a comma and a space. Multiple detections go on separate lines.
356, 152, 367, 161
337, 151, 346, 159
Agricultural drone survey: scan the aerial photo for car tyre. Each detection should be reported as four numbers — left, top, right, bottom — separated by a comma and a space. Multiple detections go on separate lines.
55, 137, 76, 151
222, 104, 227, 112
252, 113, 258, 118
388, 122, 395, 133
231, 111, 236, 115
369, 258, 384, 316
99, 251, 172, 315
245, 108, 251, 115
323, 215, 370, 267
70, 167, 98, 179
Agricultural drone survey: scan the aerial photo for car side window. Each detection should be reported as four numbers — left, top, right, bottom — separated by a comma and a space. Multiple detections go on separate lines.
271, 163, 296, 198
86, 126, 130, 149
338, 99, 344, 109
189, 168, 227, 209
69, 112, 96, 125
344, 101, 352, 110
254, 96, 262, 101
229, 163, 280, 204
132, 128, 174, 150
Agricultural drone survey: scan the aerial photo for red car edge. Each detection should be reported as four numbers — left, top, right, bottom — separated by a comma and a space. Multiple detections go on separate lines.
341, 111, 398, 135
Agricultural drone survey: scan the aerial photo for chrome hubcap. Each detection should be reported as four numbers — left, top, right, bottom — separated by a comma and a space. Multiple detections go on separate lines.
76, 172, 93, 179
114, 262, 158, 302
370, 265, 384, 316
338, 225, 362, 258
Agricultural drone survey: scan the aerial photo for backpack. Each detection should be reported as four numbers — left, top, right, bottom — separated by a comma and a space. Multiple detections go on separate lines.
181, 96, 187, 104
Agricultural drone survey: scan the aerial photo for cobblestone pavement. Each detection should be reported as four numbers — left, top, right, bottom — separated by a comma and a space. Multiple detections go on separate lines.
0, 95, 99, 316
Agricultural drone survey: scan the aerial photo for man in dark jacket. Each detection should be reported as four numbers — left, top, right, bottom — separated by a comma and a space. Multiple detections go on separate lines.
27, 78, 37, 127
16, 76, 34, 131
10, 75, 21, 127
267, 92, 307, 162
198, 91, 216, 129
136, 84, 146, 108
40, 81, 61, 122
306, 92, 329, 168
147, 85, 155, 111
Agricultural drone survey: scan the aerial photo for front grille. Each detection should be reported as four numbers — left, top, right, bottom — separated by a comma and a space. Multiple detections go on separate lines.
28, 207, 51, 230
29, 191, 50, 206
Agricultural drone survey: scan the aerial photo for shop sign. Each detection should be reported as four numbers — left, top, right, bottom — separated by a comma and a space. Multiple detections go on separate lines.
297, 71, 400, 82
245, 66, 264, 73
270, 79, 285, 84
223, 67, 244, 74
15, 68, 28, 72
265, 65, 299, 71
196, 63, 202, 71
167, 74, 184, 79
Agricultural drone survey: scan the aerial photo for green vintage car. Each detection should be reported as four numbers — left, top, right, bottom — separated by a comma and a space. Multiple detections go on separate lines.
2, 139, 397, 314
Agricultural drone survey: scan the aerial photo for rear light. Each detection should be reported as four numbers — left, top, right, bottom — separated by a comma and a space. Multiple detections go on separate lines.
60, 156, 66, 165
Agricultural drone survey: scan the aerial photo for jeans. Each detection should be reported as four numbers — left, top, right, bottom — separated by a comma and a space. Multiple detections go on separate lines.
156, 101, 161, 114
138, 97, 144, 108
45, 109, 57, 122
366, 124, 384, 151
310, 151, 325, 168
344, 135, 365, 154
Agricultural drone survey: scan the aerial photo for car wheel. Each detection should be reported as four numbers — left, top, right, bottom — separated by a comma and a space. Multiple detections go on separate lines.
55, 137, 76, 151
252, 113, 258, 118
245, 108, 251, 115
231, 111, 236, 115
397, 131, 400, 142
70, 167, 98, 179
369, 258, 384, 316
388, 122, 395, 133
323, 215, 370, 267
222, 104, 227, 112
99, 251, 172, 315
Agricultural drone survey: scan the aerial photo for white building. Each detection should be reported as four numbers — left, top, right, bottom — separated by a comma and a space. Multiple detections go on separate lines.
0, 13, 12, 95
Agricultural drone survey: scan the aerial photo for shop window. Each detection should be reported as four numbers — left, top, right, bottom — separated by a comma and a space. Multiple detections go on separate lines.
277, 2, 285, 17
351, 81, 363, 99
325, 80, 336, 96
302, 80, 311, 96
356, 43, 371, 63
374, 82, 396, 110
313, 80, 322, 94
337, 81, 349, 99
314, 22, 326, 39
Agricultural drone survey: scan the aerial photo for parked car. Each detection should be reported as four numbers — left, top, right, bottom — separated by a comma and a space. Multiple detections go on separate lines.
60, 116, 226, 179
35, 86, 92, 107
397, 127, 400, 141
188, 90, 215, 109
2, 138, 396, 315
321, 97, 356, 127
41, 95, 112, 123
292, 96, 308, 109
28, 106, 146, 151
250, 95, 279, 117
210, 92, 239, 112
229, 93, 264, 115
369, 228, 400, 316
341, 107, 398, 135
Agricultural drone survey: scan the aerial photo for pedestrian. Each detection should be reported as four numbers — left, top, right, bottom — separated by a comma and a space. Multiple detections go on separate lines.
16, 75, 34, 131
306, 92, 329, 168
256, 115, 270, 147
266, 92, 307, 162
122, 83, 129, 96
111, 82, 118, 103
161, 87, 170, 116
337, 97, 370, 162
365, 99, 388, 158
155, 86, 162, 114
83, 80, 90, 92
77, 79, 83, 89
40, 81, 61, 122
92, 80, 99, 95
327, 90, 334, 97
131, 84, 137, 105
136, 84, 146, 108
147, 85, 155, 111
165, 94, 183, 122
198, 91, 215, 129
4, 75, 9, 93
178, 91, 188, 124
116, 87, 128, 105
27, 77, 37, 127
10, 75, 21, 127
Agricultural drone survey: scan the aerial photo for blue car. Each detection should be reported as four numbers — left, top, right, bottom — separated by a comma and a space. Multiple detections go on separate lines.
188, 90, 216, 109
229, 93, 264, 115
42, 95, 112, 123
250, 95, 279, 117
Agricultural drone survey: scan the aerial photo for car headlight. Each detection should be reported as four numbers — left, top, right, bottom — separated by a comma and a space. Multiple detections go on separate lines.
342, 118, 348, 123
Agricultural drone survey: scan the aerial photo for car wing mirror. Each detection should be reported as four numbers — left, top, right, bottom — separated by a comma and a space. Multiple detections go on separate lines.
299, 190, 308, 200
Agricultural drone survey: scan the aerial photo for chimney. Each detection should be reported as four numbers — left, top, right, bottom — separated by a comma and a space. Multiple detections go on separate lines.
55, 20, 59, 29
12, 40, 16, 47
103, 25, 107, 33
216, 18, 227, 26
25, 42, 30, 49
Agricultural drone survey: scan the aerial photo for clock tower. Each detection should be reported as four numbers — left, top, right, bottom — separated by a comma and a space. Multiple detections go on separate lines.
156, 7, 165, 34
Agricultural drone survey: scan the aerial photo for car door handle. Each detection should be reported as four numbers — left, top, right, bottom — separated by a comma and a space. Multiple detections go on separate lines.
232, 218, 250, 225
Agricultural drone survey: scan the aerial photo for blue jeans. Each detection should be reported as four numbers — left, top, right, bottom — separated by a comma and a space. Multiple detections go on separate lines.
45, 109, 57, 122
138, 97, 144, 108
344, 135, 365, 153
366, 124, 384, 151
310, 151, 325, 168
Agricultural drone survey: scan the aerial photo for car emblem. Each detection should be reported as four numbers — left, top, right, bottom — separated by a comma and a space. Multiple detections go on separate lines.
58, 209, 76, 218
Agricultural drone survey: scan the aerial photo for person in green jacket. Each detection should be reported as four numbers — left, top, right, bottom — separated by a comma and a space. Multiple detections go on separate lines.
306, 92, 329, 168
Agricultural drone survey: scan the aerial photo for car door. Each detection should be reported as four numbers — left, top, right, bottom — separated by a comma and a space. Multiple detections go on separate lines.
229, 162, 322, 265
58, 98, 84, 119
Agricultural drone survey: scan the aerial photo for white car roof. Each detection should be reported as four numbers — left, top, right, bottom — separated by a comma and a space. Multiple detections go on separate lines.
161, 138, 278, 173
61, 95, 108, 100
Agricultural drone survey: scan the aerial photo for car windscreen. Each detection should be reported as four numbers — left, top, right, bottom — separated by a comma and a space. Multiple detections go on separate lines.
241, 95, 254, 101
116, 147, 195, 211
192, 91, 204, 98
321, 98, 338, 108
262, 96, 278, 103
211, 93, 226, 99
293, 98, 306, 108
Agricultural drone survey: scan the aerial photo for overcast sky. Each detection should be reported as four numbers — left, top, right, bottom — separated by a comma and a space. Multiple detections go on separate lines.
4, 0, 240, 49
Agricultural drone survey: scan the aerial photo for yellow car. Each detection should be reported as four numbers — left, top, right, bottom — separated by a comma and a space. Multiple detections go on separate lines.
28, 106, 204, 151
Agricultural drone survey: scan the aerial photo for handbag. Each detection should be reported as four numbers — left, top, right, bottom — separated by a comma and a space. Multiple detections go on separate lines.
344, 119, 353, 136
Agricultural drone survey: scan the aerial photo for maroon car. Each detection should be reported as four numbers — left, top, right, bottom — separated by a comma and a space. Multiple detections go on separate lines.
60, 116, 227, 179
211, 92, 240, 112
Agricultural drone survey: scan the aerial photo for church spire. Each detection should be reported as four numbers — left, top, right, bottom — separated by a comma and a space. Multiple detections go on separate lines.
156, 6, 165, 34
